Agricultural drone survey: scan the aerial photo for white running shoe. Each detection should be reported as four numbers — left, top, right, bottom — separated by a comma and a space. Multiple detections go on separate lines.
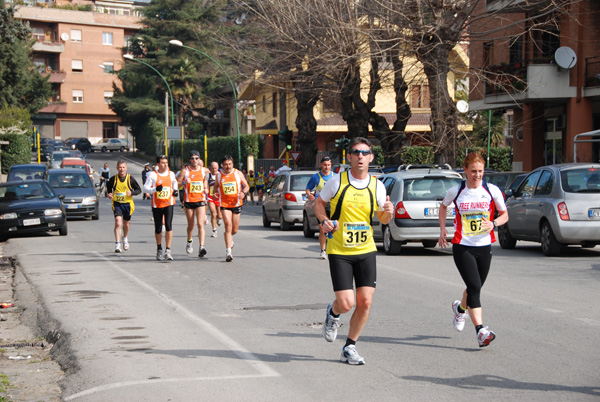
322, 303, 340, 342
186, 240, 193, 254
319, 250, 327, 260
156, 248, 164, 261
114, 243, 121, 253
211, 229, 218, 238
122, 238, 129, 251
217, 219, 222, 226
477, 326, 496, 347
340, 345, 365, 365
165, 249, 173, 261
204, 217, 209, 225
225, 252, 233, 262
199, 246, 207, 258
452, 300, 468, 332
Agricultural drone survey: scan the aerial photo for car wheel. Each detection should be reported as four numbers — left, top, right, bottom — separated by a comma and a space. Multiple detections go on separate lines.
498, 223, 517, 249
383, 225, 402, 255
422, 240, 437, 248
92, 210, 99, 221
541, 221, 563, 256
279, 212, 291, 231
119, 146, 124, 152
102, 146, 107, 152
581, 241, 597, 248
303, 212, 315, 238
59, 225, 68, 236
262, 207, 271, 228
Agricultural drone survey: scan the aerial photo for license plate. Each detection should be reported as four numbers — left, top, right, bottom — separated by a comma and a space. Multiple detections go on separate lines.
66, 204, 79, 209
424, 208, 455, 217
589, 209, 600, 219
302, 194, 306, 201
23, 218, 41, 226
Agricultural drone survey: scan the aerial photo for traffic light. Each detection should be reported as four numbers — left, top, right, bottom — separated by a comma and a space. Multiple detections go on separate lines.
278, 129, 293, 146
342, 137, 351, 149
335, 136, 351, 150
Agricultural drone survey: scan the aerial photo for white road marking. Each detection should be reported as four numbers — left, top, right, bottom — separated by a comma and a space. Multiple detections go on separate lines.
64, 252, 279, 401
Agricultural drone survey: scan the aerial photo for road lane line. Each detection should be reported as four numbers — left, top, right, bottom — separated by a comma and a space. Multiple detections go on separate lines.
64, 253, 279, 400
378, 261, 600, 326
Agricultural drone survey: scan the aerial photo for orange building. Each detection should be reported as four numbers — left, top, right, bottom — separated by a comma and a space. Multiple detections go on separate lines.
469, 0, 600, 170
13, 1, 146, 143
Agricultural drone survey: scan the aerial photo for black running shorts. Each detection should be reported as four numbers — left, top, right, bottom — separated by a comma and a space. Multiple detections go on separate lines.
113, 203, 132, 221
328, 252, 377, 291
184, 201, 206, 209
220, 206, 242, 214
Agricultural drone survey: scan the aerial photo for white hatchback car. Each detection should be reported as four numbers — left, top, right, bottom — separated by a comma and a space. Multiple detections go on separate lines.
373, 165, 463, 254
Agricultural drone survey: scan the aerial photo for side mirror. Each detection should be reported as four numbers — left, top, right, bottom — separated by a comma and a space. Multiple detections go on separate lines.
504, 189, 513, 198
58, 194, 65, 200
95, 183, 100, 188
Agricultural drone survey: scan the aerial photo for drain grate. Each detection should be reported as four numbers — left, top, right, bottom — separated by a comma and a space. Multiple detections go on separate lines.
243, 303, 325, 311
0, 341, 45, 348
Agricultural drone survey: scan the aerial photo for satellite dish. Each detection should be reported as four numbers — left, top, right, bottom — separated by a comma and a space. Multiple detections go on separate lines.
456, 100, 469, 113
515, 127, 523, 142
555, 46, 577, 70
61, 32, 69, 41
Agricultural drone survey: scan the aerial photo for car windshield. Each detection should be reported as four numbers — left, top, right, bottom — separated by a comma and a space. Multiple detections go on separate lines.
560, 168, 600, 193
403, 177, 463, 201
51, 153, 69, 162
7, 168, 45, 181
68, 151, 84, 158
0, 183, 54, 200
48, 172, 92, 188
290, 175, 313, 191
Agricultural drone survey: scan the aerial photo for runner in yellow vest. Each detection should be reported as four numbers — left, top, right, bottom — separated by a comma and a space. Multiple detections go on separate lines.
315, 137, 393, 365
107, 160, 142, 253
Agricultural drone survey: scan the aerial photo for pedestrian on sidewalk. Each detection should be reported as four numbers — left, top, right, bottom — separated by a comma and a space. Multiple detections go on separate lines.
438, 152, 509, 347
315, 137, 393, 365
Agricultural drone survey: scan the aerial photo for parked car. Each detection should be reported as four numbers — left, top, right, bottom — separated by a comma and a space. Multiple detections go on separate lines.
64, 137, 94, 153
48, 151, 72, 169
7, 164, 48, 181
0, 180, 67, 241
95, 138, 129, 152
39, 143, 55, 162
373, 166, 464, 254
498, 163, 600, 256
60, 157, 94, 182
47, 168, 99, 220
484, 171, 526, 199
262, 171, 317, 230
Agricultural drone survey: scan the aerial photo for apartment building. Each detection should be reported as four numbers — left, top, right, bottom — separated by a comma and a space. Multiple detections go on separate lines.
469, 0, 600, 170
13, 0, 148, 143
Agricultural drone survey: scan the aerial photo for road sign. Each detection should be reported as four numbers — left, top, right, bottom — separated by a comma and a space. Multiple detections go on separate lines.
290, 151, 301, 162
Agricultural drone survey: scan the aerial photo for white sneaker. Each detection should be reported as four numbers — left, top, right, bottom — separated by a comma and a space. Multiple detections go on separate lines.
122, 238, 129, 251
319, 250, 327, 260
217, 219, 222, 226
165, 249, 173, 261
156, 248, 164, 261
211, 229, 218, 238
322, 303, 340, 342
452, 300, 468, 332
477, 326, 496, 347
204, 217, 209, 225
186, 240, 193, 254
114, 243, 121, 253
340, 345, 365, 365
225, 252, 233, 262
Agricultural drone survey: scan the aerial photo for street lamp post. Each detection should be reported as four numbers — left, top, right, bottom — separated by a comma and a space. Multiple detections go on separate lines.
123, 54, 174, 127
168, 39, 241, 165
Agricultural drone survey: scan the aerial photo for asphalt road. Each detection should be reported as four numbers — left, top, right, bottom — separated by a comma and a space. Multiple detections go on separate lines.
5, 152, 600, 401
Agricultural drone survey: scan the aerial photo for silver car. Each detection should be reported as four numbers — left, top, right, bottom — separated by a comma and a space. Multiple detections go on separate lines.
48, 151, 72, 169
262, 171, 317, 231
373, 166, 463, 255
498, 163, 600, 256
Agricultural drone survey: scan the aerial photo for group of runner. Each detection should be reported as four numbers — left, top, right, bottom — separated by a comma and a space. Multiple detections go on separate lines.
105, 139, 508, 364
106, 152, 248, 262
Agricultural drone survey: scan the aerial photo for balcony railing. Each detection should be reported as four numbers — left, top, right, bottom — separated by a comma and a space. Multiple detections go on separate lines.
40, 70, 66, 83
32, 40, 64, 53
39, 101, 66, 114
585, 56, 600, 88
484, 62, 529, 95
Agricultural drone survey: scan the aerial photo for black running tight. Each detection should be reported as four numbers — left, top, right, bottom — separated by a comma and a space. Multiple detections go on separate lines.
452, 244, 492, 309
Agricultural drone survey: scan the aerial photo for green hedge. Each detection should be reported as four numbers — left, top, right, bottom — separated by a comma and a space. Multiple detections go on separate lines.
172, 134, 259, 169
0, 132, 32, 173
400, 146, 513, 171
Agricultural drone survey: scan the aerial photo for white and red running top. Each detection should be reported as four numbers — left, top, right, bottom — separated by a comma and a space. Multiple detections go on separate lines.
442, 181, 507, 247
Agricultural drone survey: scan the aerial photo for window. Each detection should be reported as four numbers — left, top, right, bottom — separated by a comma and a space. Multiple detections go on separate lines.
124, 35, 132, 48
71, 60, 83, 72
410, 84, 430, 109
72, 90, 83, 103
32, 27, 44, 41
517, 171, 541, 198
509, 36, 523, 65
535, 170, 553, 196
71, 29, 82, 42
101, 62, 114, 74
483, 42, 493, 68
102, 32, 113, 46
104, 91, 114, 104
272, 92, 277, 118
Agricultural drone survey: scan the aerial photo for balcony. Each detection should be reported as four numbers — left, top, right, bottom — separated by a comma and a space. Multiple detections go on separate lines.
486, 0, 553, 13
484, 60, 576, 104
39, 66, 66, 83
585, 56, 600, 88
39, 101, 66, 114
32, 40, 64, 53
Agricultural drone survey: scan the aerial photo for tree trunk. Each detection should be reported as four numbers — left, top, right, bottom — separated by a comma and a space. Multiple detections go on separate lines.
340, 63, 370, 139
294, 70, 322, 167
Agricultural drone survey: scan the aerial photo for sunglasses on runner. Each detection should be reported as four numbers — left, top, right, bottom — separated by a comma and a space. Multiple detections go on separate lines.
349, 149, 372, 156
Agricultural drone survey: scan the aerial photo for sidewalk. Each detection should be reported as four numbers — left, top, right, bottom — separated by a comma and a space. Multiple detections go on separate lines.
0, 242, 63, 401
